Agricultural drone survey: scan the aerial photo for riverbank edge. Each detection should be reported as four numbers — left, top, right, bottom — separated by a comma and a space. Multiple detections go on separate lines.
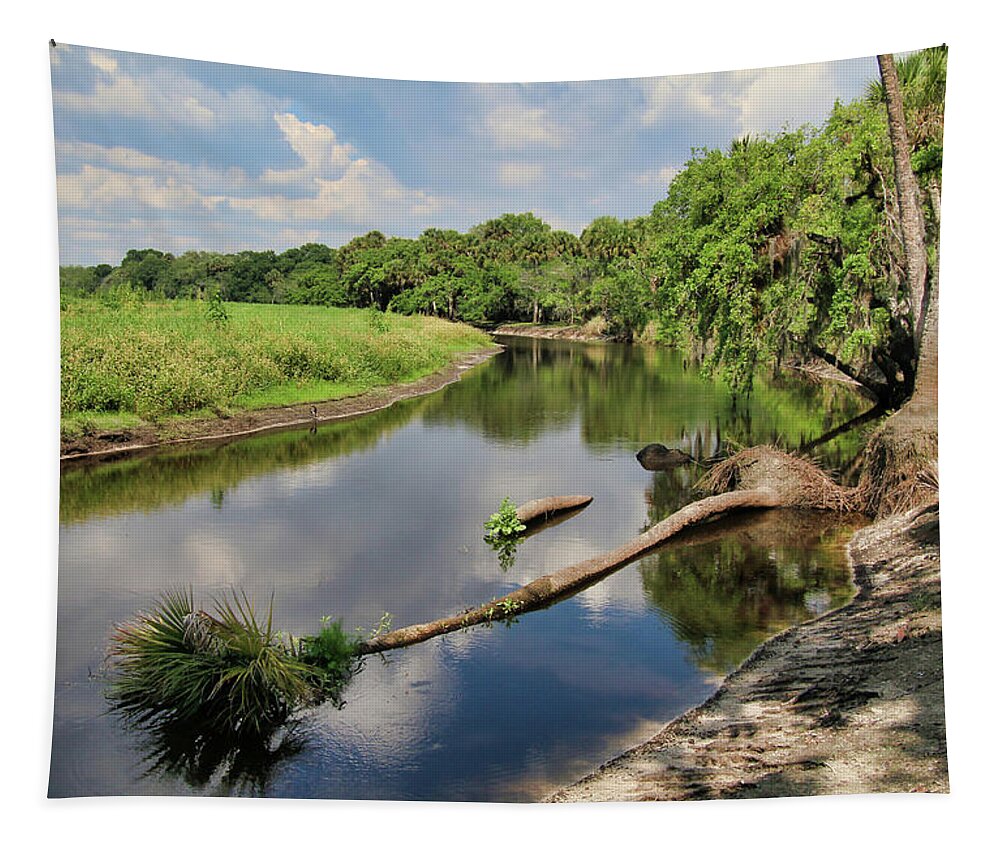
492, 323, 611, 342
546, 503, 946, 801
60, 345, 502, 464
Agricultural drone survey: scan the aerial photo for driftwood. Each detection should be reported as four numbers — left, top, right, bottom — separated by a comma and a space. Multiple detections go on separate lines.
515, 495, 593, 525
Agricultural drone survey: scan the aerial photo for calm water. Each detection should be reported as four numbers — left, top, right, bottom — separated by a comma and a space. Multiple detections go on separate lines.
52, 337, 872, 800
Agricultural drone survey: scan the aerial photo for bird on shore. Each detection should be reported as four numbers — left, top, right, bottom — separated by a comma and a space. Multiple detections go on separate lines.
310, 405, 318, 421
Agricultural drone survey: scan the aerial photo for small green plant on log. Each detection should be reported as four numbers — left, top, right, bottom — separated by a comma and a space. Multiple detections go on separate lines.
298, 616, 362, 693
484, 497, 527, 540
498, 598, 522, 625
484, 497, 527, 572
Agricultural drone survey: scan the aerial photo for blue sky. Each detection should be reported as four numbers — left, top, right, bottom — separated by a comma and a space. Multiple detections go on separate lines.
51, 43, 878, 265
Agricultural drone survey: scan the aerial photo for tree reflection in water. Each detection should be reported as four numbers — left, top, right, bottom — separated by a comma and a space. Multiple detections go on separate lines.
124, 711, 308, 796
638, 509, 865, 674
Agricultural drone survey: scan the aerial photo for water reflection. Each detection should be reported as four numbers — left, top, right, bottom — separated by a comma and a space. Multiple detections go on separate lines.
639, 510, 865, 673
61, 337, 873, 527
52, 337, 873, 800
127, 712, 308, 797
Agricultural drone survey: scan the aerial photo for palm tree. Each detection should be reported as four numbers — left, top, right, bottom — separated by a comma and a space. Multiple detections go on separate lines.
877, 52, 929, 349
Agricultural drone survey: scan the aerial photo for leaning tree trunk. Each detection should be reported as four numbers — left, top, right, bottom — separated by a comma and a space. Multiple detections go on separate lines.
878, 53, 929, 349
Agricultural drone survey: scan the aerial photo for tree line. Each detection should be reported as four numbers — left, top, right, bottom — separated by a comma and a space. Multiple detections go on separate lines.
61, 47, 945, 405
60, 212, 647, 334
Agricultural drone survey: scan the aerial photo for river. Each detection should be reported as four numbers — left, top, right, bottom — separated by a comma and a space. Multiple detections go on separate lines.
51, 336, 872, 800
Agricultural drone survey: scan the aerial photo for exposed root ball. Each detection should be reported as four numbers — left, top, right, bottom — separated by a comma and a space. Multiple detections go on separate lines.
699, 446, 859, 512
857, 408, 938, 517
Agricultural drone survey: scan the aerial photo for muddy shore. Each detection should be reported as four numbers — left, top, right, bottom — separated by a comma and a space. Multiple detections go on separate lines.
548, 502, 946, 801
493, 323, 610, 342
60, 345, 501, 464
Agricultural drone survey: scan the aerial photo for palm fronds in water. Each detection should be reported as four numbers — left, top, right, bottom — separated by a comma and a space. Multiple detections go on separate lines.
107, 588, 344, 735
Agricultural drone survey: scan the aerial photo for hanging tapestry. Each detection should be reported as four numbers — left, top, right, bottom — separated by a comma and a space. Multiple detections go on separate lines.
49, 42, 947, 801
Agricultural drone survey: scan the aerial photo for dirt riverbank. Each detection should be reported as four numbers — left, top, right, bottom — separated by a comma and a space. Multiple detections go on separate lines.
548, 502, 946, 801
493, 323, 610, 342
60, 346, 501, 464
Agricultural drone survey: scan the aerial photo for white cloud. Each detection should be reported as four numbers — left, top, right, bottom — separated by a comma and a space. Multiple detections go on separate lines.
261, 113, 356, 185
639, 61, 855, 137
498, 161, 544, 187
484, 100, 568, 149
57, 164, 225, 213
55, 68, 161, 122
54, 49, 266, 132
55, 140, 251, 196
639, 73, 728, 126
735, 62, 838, 135
88, 49, 117, 74
55, 112, 451, 260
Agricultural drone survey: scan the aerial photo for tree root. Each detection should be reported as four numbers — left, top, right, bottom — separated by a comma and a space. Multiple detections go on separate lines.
857, 406, 938, 517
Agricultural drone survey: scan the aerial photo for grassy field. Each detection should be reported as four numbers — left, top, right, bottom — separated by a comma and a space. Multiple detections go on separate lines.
61, 298, 491, 435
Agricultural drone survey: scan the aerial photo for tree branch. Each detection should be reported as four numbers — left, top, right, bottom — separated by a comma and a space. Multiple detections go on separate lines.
808, 345, 886, 400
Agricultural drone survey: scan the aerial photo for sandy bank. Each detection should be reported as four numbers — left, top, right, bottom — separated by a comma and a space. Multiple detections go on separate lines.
548, 502, 946, 801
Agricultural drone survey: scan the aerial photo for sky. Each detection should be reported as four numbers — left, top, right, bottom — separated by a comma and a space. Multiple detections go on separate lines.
50, 43, 878, 265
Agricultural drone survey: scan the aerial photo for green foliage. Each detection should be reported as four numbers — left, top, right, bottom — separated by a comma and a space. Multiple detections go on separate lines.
60, 339, 871, 529
108, 590, 366, 737
483, 495, 527, 572
60, 210, 638, 335
60, 49, 943, 393
366, 304, 390, 334
60, 265, 103, 296
206, 290, 229, 323
483, 496, 527, 541
488, 537, 519, 573
98, 280, 145, 312
644, 46, 945, 399
366, 611, 393, 639
498, 599, 522, 618
107, 589, 317, 735
297, 617, 360, 692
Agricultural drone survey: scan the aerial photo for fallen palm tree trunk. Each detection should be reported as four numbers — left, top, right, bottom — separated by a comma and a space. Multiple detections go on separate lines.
359, 490, 781, 655
359, 447, 861, 656
516, 495, 593, 525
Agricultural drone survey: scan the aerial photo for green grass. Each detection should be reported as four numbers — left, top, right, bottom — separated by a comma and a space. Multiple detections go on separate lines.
232, 379, 367, 410
61, 298, 490, 429
59, 411, 145, 438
